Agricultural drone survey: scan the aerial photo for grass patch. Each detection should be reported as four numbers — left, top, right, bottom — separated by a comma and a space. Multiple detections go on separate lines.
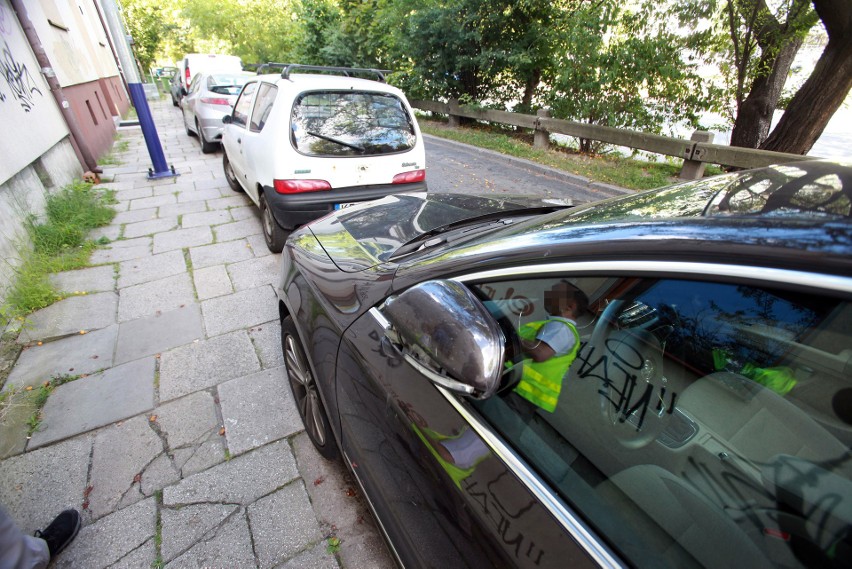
98, 138, 130, 166
419, 118, 721, 191
1, 181, 116, 324
22, 373, 80, 435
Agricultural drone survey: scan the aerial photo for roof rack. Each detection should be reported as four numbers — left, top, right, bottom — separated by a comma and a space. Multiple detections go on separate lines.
255, 63, 391, 83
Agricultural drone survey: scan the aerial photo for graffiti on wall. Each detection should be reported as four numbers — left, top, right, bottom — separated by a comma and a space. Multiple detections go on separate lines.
0, 4, 44, 112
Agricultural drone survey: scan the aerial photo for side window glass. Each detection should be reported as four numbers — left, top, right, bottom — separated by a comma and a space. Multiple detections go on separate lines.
231, 82, 257, 128
249, 83, 278, 133
469, 276, 852, 569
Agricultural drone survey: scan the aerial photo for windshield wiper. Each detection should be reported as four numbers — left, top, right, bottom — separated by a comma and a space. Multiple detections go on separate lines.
306, 131, 364, 152
390, 207, 562, 261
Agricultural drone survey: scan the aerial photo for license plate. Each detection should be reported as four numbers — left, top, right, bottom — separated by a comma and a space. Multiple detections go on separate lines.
334, 202, 357, 210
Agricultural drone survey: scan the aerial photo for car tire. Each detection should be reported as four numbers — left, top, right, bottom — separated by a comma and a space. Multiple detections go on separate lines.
171, 94, 178, 107
198, 120, 216, 154
281, 316, 339, 460
260, 194, 288, 253
222, 153, 243, 193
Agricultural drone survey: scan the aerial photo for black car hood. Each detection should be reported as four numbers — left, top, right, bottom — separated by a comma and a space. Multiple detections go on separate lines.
307, 192, 574, 272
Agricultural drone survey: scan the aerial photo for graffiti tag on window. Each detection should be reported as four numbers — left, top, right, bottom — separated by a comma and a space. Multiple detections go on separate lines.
576, 338, 676, 431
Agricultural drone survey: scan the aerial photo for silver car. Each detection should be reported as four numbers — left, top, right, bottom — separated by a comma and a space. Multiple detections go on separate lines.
181, 71, 253, 153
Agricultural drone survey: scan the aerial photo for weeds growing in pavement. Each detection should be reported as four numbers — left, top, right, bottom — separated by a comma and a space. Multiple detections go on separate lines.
23, 373, 80, 435
1, 181, 116, 325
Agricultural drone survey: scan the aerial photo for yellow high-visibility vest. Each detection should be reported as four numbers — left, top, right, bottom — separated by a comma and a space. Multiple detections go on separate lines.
513, 319, 580, 413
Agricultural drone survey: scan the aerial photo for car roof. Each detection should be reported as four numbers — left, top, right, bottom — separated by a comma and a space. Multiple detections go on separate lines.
254, 72, 407, 94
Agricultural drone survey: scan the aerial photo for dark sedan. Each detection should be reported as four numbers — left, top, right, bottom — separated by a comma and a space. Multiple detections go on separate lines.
276, 160, 852, 569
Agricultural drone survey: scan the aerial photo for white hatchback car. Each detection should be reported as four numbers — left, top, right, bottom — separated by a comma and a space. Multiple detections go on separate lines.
221, 64, 427, 253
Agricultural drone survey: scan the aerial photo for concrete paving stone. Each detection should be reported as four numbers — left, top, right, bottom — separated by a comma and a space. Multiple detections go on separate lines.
50, 265, 115, 294
172, 438, 226, 478
193, 264, 233, 300
159, 330, 260, 401
117, 249, 186, 289
115, 304, 203, 364
158, 200, 207, 218
160, 502, 240, 563
228, 255, 280, 291
155, 390, 219, 450
176, 171, 217, 184
188, 239, 254, 270
207, 194, 253, 210
181, 209, 232, 229
248, 322, 284, 369
275, 542, 340, 569
164, 508, 256, 569
89, 243, 151, 265
230, 205, 259, 221
129, 193, 178, 210
52, 497, 157, 569
247, 233, 273, 257
111, 199, 131, 211
194, 177, 229, 191
88, 415, 168, 518
293, 433, 395, 569
218, 367, 302, 456
88, 224, 122, 242
0, 393, 36, 459
121, 216, 179, 239
163, 439, 299, 506
214, 217, 263, 242
18, 292, 117, 344
0, 435, 91, 534
133, 177, 177, 190
105, 235, 152, 249
202, 285, 279, 337
178, 187, 224, 203
96, 180, 136, 192
152, 225, 213, 254
117, 272, 196, 323
29, 357, 156, 448
113, 186, 154, 201
249, 481, 324, 567
155, 181, 195, 196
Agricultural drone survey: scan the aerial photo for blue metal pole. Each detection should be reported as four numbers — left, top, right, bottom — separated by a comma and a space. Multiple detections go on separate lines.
127, 83, 176, 179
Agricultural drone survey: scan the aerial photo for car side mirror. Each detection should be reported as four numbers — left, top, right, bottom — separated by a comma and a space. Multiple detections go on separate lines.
222, 115, 232, 125
381, 280, 504, 399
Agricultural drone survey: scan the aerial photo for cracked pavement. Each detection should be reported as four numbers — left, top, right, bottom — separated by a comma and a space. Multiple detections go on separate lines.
0, 96, 394, 568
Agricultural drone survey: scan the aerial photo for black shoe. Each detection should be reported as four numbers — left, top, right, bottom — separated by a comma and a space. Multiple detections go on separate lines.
34, 509, 81, 557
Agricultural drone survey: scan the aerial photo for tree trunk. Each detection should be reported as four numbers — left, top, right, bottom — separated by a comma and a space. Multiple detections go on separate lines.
519, 68, 542, 113
730, 38, 803, 148
761, 0, 852, 155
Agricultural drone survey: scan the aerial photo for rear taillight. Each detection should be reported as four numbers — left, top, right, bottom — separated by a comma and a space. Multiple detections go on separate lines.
392, 169, 426, 184
184, 66, 191, 88
273, 179, 332, 194
200, 97, 230, 106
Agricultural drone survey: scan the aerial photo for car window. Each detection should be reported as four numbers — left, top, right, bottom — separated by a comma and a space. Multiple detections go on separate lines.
250, 83, 278, 133
467, 275, 852, 569
209, 73, 251, 96
231, 82, 258, 128
290, 90, 417, 156
188, 74, 201, 95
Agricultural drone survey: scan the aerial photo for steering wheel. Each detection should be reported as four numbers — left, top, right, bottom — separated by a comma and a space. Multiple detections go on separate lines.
589, 299, 672, 449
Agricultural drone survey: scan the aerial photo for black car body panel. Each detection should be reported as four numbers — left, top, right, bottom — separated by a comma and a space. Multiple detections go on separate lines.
276, 160, 852, 569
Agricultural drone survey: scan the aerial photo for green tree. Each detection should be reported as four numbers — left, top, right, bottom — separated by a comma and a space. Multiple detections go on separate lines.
545, 1, 714, 153
120, 0, 172, 72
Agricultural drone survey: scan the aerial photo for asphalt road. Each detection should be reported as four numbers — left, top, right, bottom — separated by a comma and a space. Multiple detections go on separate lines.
423, 135, 631, 203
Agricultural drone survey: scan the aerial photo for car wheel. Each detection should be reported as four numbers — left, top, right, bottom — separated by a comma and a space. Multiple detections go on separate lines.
281, 316, 339, 460
198, 120, 216, 154
260, 194, 288, 253
222, 153, 243, 193
171, 94, 178, 107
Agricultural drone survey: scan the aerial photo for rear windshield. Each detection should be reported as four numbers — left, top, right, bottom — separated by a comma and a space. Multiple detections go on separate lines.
208, 74, 250, 96
291, 91, 417, 157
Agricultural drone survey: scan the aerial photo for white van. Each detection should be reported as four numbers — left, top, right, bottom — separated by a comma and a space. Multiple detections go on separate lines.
172, 54, 242, 100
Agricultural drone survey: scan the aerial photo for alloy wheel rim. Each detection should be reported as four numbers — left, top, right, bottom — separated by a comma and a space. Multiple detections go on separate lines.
284, 334, 326, 446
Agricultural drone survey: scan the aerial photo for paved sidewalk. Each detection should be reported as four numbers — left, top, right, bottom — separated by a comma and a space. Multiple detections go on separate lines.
0, 97, 393, 568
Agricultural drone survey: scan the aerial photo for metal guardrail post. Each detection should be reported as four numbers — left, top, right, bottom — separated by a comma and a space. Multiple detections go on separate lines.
680, 130, 715, 180
534, 108, 551, 150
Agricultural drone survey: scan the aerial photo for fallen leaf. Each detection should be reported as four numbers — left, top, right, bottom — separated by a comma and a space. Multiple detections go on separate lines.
219, 427, 226, 436
25, 386, 33, 391
149, 415, 157, 422
37, 342, 42, 346
313, 476, 326, 486
133, 473, 142, 484
79, 330, 87, 335
346, 487, 357, 497
83, 485, 93, 498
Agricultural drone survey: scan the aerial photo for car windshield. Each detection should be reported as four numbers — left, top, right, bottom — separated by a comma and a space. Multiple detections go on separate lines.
290, 91, 417, 156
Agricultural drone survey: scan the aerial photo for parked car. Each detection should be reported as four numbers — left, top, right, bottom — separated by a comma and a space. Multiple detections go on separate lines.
276, 160, 852, 568
170, 53, 242, 106
221, 64, 426, 253
181, 71, 254, 153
